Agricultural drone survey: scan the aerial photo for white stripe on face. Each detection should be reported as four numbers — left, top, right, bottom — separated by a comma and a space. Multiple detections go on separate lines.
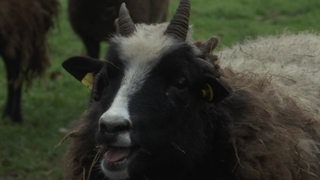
99, 23, 177, 146
99, 63, 153, 146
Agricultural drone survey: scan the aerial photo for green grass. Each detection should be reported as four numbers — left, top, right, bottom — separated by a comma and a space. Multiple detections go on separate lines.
0, 0, 320, 179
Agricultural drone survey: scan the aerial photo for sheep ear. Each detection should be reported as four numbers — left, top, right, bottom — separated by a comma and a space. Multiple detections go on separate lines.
62, 56, 104, 89
199, 76, 231, 103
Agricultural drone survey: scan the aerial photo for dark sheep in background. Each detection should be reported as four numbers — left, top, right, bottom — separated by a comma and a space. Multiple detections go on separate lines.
68, 0, 169, 58
62, 0, 320, 179
0, 0, 59, 122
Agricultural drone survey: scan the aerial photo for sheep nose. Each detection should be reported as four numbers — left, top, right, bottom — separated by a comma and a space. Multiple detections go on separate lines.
99, 117, 130, 134
96, 115, 132, 146
97, 115, 131, 141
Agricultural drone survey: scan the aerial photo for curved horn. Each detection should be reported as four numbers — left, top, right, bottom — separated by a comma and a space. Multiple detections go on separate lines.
116, 3, 136, 36
164, 0, 190, 41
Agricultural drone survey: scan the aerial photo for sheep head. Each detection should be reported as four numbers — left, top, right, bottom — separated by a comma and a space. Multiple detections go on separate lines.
62, 0, 231, 179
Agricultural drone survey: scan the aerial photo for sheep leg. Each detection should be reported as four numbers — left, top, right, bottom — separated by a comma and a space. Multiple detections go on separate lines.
2, 57, 23, 123
82, 37, 100, 59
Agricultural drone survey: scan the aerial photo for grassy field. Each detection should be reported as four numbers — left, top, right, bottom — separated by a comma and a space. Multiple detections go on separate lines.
0, 0, 319, 179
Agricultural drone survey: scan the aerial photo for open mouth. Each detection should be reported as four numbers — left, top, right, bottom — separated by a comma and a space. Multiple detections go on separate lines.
101, 146, 139, 172
102, 147, 131, 170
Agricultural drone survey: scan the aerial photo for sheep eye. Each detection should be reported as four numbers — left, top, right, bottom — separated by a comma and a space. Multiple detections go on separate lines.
174, 76, 188, 89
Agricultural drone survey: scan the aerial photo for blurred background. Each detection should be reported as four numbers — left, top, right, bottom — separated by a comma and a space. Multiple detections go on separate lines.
0, 0, 319, 179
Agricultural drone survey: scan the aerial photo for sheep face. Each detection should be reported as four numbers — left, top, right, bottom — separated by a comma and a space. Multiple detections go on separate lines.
63, 0, 230, 179
63, 43, 229, 179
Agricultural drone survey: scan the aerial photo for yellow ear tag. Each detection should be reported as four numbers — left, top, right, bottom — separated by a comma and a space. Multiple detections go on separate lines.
81, 73, 94, 89
201, 83, 214, 101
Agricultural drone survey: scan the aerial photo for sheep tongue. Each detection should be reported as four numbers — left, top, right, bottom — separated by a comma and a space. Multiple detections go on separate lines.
104, 148, 130, 163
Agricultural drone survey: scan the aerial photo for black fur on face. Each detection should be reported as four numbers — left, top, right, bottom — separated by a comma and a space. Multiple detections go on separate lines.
63, 39, 232, 179
90, 43, 124, 104
127, 46, 213, 179
90, 43, 228, 179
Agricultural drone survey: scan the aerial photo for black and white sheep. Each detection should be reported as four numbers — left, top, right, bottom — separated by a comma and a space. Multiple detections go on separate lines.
62, 0, 320, 179
68, 0, 169, 58
0, 0, 59, 122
